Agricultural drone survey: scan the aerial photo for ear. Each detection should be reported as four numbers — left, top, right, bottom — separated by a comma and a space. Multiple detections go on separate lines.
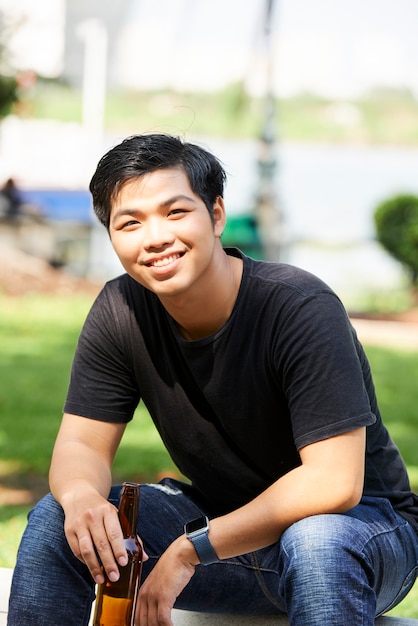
212, 196, 226, 238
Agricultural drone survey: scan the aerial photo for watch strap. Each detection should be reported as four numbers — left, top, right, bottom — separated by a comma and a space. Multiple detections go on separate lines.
190, 530, 218, 566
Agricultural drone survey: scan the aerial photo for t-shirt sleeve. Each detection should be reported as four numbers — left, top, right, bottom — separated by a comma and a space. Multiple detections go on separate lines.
276, 291, 376, 450
64, 286, 140, 423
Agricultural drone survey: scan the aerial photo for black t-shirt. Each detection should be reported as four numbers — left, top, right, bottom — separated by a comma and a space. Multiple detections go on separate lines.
64, 249, 418, 529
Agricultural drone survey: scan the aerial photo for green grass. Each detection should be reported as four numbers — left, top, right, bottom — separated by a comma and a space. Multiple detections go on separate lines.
0, 292, 177, 482
20, 81, 418, 145
1, 292, 418, 616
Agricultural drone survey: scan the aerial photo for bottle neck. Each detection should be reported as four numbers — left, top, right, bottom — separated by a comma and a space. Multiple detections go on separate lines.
118, 483, 139, 538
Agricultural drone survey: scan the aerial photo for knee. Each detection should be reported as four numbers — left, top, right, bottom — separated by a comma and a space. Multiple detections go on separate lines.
23, 493, 66, 551
28, 492, 64, 523
278, 516, 376, 621
280, 514, 359, 579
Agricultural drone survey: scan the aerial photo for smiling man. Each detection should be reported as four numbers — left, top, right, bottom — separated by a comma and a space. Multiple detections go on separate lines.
108, 169, 241, 338
8, 134, 418, 626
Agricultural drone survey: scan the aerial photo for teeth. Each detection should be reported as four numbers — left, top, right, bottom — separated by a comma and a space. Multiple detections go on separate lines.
151, 254, 179, 267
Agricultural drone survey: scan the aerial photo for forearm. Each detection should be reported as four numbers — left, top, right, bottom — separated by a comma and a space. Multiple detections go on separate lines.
208, 464, 357, 560
48, 413, 125, 510
49, 439, 112, 507
137, 453, 364, 623
207, 429, 365, 561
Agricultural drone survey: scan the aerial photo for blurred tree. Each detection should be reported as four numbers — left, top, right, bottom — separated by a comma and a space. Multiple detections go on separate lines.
0, 73, 18, 117
374, 194, 418, 296
0, 10, 19, 118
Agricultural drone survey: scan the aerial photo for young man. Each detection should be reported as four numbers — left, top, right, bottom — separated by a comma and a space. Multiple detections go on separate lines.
8, 134, 418, 626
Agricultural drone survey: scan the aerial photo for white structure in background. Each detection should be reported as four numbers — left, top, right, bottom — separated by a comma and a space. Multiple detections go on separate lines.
0, 1, 109, 187
0, 0, 65, 78
76, 19, 107, 140
1, 0, 418, 98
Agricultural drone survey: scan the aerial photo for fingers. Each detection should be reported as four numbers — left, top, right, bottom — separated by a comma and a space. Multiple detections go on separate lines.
65, 499, 128, 584
134, 541, 195, 626
78, 527, 108, 584
135, 570, 174, 626
136, 596, 173, 626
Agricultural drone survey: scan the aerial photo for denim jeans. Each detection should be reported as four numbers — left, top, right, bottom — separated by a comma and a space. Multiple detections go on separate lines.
8, 479, 418, 626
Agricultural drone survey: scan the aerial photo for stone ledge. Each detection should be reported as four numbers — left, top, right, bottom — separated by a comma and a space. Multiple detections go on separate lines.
1, 568, 417, 625
171, 611, 418, 625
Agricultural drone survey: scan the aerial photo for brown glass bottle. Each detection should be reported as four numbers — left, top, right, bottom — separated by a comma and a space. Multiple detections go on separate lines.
93, 482, 143, 626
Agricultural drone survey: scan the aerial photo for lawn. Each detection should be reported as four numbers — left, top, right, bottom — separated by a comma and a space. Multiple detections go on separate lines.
26, 82, 418, 146
1, 292, 418, 617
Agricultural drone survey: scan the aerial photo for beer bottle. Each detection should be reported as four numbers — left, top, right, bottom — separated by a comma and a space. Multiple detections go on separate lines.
93, 482, 143, 626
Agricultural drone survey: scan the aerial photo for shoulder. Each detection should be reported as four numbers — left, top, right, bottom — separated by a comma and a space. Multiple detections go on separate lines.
94, 273, 154, 312
101, 272, 144, 299
227, 249, 332, 295
76, 274, 164, 364
245, 256, 332, 296
231, 251, 351, 337
236, 251, 338, 310
83, 273, 161, 337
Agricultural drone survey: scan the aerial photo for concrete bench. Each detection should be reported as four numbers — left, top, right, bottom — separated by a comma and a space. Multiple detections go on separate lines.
172, 613, 418, 625
1, 568, 417, 625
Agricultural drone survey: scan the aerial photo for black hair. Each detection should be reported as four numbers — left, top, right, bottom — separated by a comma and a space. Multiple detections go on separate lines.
89, 133, 227, 229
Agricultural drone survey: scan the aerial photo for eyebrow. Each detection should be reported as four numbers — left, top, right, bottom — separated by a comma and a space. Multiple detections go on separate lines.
111, 194, 198, 224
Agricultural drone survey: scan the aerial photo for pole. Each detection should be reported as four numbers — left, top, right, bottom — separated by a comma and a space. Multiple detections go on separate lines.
76, 18, 107, 141
254, 0, 284, 262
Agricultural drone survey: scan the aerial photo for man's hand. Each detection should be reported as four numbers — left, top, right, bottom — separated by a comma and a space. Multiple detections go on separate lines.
49, 413, 128, 583
62, 488, 128, 584
135, 535, 197, 626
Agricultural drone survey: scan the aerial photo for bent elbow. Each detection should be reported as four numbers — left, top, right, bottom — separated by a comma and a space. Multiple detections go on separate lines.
341, 490, 362, 512
334, 479, 363, 512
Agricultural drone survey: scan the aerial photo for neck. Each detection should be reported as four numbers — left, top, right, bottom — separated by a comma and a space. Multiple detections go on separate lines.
163, 250, 243, 341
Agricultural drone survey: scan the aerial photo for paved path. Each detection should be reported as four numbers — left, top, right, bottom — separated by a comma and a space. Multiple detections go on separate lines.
351, 317, 418, 350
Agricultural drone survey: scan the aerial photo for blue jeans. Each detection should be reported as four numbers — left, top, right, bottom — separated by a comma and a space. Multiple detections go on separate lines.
8, 479, 418, 626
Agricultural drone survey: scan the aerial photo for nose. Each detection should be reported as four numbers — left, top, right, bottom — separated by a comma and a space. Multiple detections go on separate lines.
142, 216, 174, 250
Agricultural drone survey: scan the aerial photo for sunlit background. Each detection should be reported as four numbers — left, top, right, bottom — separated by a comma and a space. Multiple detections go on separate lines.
1, 0, 418, 309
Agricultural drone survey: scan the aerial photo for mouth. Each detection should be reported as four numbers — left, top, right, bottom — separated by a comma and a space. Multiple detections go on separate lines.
145, 252, 183, 268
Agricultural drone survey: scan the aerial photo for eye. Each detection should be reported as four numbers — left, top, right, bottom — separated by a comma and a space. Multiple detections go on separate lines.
119, 219, 141, 230
168, 208, 187, 217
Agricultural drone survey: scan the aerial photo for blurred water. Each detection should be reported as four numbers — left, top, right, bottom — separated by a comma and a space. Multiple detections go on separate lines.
206, 138, 418, 240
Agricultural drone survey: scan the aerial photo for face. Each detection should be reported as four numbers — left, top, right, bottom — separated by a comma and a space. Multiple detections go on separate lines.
109, 167, 225, 301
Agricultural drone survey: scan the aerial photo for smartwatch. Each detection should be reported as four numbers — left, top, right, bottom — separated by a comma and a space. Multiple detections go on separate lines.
184, 515, 218, 565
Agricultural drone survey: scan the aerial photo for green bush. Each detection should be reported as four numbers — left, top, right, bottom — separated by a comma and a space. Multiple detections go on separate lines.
374, 194, 418, 288
0, 73, 17, 118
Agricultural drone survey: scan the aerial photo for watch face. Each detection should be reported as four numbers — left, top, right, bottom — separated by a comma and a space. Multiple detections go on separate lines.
186, 516, 208, 534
